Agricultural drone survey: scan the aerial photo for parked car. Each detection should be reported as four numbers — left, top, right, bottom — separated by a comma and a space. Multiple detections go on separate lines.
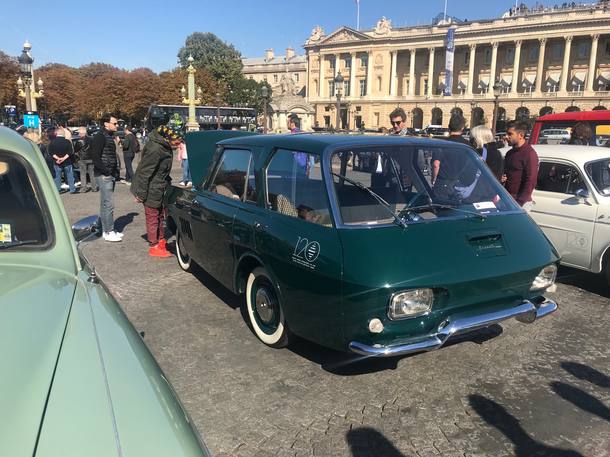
0, 126, 210, 457
165, 131, 558, 358
538, 128, 571, 144
531, 144, 610, 283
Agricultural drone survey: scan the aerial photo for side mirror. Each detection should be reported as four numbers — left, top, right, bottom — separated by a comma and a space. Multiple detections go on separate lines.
575, 188, 589, 200
72, 216, 101, 243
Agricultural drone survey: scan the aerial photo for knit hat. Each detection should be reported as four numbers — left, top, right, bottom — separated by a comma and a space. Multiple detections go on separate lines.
156, 124, 184, 141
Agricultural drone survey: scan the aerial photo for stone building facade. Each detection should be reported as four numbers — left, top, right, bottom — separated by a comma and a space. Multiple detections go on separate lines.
242, 48, 315, 131
303, 4, 610, 131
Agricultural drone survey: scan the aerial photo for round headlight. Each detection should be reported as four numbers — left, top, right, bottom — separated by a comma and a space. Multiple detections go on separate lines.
388, 288, 434, 320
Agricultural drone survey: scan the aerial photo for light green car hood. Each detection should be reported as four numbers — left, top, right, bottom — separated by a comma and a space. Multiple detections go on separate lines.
0, 265, 208, 457
0, 265, 76, 457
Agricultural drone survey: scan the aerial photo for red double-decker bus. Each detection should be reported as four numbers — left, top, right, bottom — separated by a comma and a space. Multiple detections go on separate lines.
530, 110, 610, 146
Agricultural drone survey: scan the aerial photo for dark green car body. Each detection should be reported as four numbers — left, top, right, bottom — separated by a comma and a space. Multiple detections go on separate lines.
166, 132, 559, 356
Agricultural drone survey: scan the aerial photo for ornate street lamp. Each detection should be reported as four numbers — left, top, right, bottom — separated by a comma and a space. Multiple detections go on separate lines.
491, 79, 502, 135
260, 85, 269, 134
16, 41, 43, 113
180, 55, 202, 132
334, 71, 344, 131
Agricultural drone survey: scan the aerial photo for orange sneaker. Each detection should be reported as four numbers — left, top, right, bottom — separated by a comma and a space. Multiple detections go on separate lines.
149, 243, 172, 258
158, 239, 167, 250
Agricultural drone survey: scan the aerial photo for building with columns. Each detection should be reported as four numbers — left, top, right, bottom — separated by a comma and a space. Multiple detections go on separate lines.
303, 3, 610, 131
242, 47, 315, 131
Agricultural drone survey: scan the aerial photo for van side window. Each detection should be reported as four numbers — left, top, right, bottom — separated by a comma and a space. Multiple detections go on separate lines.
210, 149, 252, 201
536, 161, 585, 195
266, 149, 331, 226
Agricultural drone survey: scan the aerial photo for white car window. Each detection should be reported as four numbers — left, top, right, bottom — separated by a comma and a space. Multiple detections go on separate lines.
536, 161, 586, 195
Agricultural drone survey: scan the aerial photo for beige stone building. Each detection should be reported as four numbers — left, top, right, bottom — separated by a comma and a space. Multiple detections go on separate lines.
303, 3, 610, 131
242, 48, 315, 131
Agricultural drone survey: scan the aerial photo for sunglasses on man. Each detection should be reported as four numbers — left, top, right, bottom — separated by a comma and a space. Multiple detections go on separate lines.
391, 120, 403, 126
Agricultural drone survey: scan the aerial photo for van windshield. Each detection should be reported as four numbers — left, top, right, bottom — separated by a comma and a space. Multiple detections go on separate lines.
330, 145, 519, 226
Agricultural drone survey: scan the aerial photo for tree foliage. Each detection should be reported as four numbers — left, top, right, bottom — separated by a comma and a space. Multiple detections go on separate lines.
1, 31, 263, 125
0, 51, 23, 111
177, 32, 243, 86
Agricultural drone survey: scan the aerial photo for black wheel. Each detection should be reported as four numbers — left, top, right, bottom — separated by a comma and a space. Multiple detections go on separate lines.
176, 232, 192, 272
245, 266, 291, 348
603, 254, 610, 286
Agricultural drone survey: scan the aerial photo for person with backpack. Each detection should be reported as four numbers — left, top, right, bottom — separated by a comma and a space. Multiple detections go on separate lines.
121, 125, 140, 184
75, 126, 97, 192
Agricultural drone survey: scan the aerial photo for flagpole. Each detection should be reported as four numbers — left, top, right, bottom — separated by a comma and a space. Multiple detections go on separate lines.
357, 0, 360, 30
444, 0, 448, 22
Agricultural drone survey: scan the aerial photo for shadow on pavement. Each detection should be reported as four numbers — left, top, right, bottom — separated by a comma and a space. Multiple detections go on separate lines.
468, 394, 584, 457
551, 381, 610, 422
114, 211, 138, 232
556, 266, 610, 298
189, 262, 243, 310
289, 325, 503, 376
561, 361, 610, 388
346, 427, 408, 457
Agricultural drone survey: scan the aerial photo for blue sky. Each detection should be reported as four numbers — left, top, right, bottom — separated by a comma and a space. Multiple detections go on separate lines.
0, 0, 561, 73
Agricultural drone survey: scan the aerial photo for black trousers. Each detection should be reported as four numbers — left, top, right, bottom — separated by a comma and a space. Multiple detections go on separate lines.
124, 153, 135, 182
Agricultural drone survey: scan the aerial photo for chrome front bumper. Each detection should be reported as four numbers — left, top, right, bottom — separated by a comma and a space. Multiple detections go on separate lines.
348, 299, 557, 358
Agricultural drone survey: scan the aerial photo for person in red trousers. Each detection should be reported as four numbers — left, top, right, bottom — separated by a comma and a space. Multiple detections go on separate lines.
131, 124, 184, 257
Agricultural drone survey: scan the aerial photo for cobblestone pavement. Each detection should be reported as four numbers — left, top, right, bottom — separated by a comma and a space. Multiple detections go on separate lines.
64, 159, 609, 457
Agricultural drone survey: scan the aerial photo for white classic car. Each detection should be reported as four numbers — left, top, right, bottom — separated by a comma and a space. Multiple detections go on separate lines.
530, 145, 610, 282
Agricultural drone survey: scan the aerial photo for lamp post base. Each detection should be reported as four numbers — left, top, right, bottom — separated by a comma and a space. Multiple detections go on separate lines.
186, 121, 200, 132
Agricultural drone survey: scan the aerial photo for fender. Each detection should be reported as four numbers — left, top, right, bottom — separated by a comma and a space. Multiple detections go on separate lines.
233, 252, 285, 303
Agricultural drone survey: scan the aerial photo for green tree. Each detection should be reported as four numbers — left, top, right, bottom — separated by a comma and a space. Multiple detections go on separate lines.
177, 32, 243, 87
226, 77, 271, 114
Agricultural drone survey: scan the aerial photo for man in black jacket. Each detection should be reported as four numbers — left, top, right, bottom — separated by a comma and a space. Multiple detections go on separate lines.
74, 126, 97, 192
90, 114, 123, 242
121, 126, 139, 183
132, 125, 183, 257
48, 127, 76, 193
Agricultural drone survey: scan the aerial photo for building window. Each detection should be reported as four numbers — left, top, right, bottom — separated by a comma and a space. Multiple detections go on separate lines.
345, 58, 351, 68
377, 76, 382, 92
328, 80, 335, 96
605, 41, 610, 56
551, 44, 563, 61
484, 48, 492, 65
330, 58, 336, 70
360, 55, 368, 68
343, 80, 350, 97
359, 79, 367, 96
293, 73, 299, 82
464, 51, 470, 65
263, 75, 268, 82
578, 42, 590, 59
506, 47, 515, 64
324, 116, 330, 127
273, 74, 278, 83
373, 112, 380, 127
529, 46, 539, 62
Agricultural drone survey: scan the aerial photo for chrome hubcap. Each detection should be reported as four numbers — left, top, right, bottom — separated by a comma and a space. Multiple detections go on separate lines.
255, 288, 275, 324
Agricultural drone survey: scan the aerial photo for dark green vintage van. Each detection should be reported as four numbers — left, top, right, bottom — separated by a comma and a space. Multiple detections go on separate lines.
166, 131, 559, 357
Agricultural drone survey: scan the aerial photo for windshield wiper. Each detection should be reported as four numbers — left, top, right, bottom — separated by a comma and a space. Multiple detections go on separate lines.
0, 240, 41, 249
399, 203, 486, 221
331, 172, 407, 228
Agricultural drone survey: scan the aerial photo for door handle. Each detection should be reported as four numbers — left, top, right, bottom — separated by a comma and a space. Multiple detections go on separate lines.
254, 221, 265, 231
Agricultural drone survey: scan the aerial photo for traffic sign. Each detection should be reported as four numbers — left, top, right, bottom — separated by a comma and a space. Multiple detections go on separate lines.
23, 113, 40, 129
